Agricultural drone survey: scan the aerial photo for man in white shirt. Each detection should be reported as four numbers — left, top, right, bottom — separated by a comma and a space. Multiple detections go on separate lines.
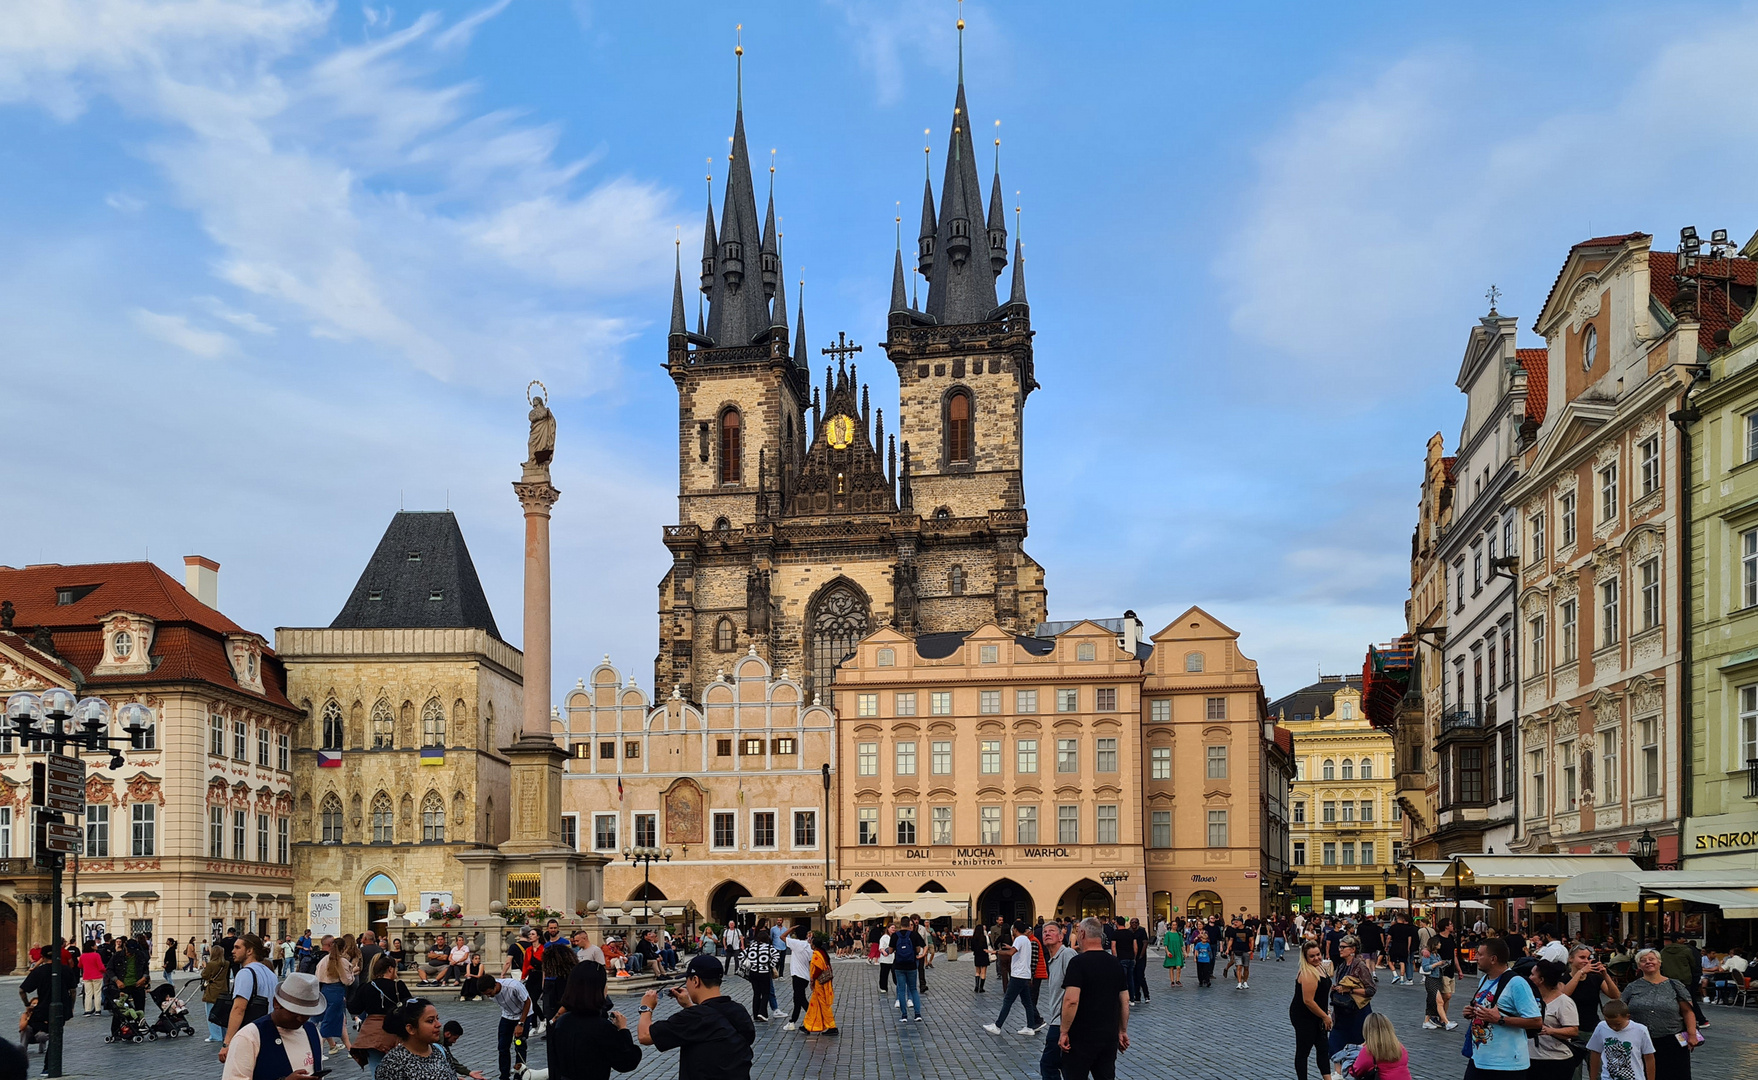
219, 972, 325, 1080
723, 924, 743, 974
783, 925, 814, 1030
1536, 926, 1570, 965
983, 922, 1043, 1035
474, 973, 531, 1080
878, 923, 896, 995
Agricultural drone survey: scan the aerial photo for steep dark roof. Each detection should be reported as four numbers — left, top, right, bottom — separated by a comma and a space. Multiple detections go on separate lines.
330, 512, 500, 639
914, 631, 971, 659
1267, 675, 1361, 722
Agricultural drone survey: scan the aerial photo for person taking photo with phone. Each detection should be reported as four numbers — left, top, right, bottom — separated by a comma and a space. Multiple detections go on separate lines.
636, 955, 753, 1080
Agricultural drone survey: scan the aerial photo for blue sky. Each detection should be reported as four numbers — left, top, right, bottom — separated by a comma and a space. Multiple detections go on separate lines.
5, 0, 1757, 703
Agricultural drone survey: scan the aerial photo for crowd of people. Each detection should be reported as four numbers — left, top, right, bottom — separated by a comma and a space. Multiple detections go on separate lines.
0, 906, 1744, 1080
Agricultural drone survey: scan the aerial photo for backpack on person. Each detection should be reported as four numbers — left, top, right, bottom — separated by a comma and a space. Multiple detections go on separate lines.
893, 930, 918, 967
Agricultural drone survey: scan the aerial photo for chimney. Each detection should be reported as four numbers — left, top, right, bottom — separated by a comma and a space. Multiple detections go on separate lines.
184, 555, 219, 609
1118, 609, 1143, 659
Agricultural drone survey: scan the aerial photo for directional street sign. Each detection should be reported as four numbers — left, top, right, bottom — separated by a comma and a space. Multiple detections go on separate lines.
38, 819, 80, 855
33, 755, 86, 815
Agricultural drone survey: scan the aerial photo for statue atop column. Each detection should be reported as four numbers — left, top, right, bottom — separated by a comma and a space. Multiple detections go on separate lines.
526, 381, 556, 471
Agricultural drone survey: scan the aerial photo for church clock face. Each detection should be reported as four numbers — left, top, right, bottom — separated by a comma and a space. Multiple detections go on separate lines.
826, 413, 856, 450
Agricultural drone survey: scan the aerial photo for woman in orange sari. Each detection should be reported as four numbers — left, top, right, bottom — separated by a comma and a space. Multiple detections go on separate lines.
803, 934, 837, 1035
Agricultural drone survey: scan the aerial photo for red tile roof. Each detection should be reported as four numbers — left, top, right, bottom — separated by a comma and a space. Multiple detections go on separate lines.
0, 631, 76, 684
1572, 233, 1649, 251
1649, 251, 1755, 349
1441, 456, 1457, 482
0, 562, 291, 709
1273, 724, 1294, 757
1517, 348, 1549, 424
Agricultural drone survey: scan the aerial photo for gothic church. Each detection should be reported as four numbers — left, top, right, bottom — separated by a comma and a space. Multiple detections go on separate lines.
657, 38, 1046, 705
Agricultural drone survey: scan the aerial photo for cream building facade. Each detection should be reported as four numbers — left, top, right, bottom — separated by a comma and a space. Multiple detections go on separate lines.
278, 512, 524, 938
1141, 609, 1289, 924
831, 619, 1150, 924
557, 653, 836, 926
0, 558, 299, 968
1276, 678, 1402, 914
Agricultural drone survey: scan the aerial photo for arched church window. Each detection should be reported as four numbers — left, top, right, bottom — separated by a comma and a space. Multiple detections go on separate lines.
422, 791, 446, 843
421, 697, 446, 748
321, 700, 344, 750
371, 792, 394, 843
320, 793, 343, 844
716, 618, 735, 652
947, 390, 972, 464
808, 583, 869, 705
949, 566, 965, 596
720, 409, 742, 483
370, 698, 394, 749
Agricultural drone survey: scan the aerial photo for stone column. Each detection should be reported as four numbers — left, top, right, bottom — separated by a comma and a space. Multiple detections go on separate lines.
513, 467, 560, 740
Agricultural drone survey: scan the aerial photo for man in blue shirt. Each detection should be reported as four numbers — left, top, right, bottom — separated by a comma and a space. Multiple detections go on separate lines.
1461, 937, 1541, 1078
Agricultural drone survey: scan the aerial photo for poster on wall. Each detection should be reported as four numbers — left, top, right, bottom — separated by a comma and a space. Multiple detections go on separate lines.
308, 892, 342, 938
81, 920, 108, 945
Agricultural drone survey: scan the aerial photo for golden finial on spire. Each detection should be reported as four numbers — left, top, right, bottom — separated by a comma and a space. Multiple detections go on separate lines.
1014, 191, 1021, 238
994, 119, 1001, 171
896, 202, 903, 251
734, 24, 744, 109
924, 128, 932, 182
956, 0, 965, 83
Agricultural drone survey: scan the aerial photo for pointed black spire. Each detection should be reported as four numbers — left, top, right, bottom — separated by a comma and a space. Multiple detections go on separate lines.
670, 247, 687, 337
1008, 237, 1028, 308
874, 407, 885, 457
705, 40, 770, 347
770, 261, 789, 331
699, 198, 717, 296
922, 76, 997, 326
890, 247, 909, 313
916, 176, 937, 277
793, 281, 807, 364
986, 169, 1008, 277
760, 184, 779, 300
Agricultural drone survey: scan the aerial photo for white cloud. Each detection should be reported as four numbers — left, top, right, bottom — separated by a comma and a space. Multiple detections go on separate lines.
130, 307, 235, 357
1218, 13, 1758, 403
104, 192, 145, 212
197, 295, 277, 334
830, 0, 1007, 107
0, 0, 675, 387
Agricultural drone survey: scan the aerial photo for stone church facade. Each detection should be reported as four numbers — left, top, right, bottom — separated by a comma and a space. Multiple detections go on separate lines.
657, 58, 1046, 707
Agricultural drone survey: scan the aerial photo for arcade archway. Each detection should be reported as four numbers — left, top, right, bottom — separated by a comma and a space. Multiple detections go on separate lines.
977, 878, 1034, 927
709, 881, 750, 926
1056, 878, 1113, 919
1185, 890, 1224, 920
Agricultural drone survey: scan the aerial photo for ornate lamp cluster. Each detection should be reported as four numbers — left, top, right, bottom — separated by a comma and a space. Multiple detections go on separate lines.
4, 688, 151, 766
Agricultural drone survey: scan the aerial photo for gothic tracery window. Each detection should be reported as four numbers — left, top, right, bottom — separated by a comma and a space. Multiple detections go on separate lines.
421, 697, 446, 748
716, 618, 735, 652
422, 791, 446, 843
321, 699, 344, 750
808, 583, 869, 705
946, 390, 972, 464
371, 792, 394, 843
370, 698, 394, 749
320, 793, 343, 844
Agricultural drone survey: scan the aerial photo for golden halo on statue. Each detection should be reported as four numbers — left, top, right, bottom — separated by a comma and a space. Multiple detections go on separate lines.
526, 379, 549, 406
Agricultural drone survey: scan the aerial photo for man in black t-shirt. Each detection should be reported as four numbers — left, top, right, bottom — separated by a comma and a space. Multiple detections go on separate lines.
1387, 913, 1418, 984
1128, 919, 1150, 1004
1059, 917, 1129, 1080
639, 954, 754, 1080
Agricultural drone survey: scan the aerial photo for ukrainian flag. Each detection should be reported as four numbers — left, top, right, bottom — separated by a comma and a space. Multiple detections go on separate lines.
420, 747, 445, 766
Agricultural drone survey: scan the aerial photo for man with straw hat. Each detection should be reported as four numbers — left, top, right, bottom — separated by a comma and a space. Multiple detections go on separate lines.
220, 971, 327, 1080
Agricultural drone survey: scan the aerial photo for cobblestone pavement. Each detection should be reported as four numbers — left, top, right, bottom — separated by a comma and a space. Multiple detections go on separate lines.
5, 958, 1755, 1080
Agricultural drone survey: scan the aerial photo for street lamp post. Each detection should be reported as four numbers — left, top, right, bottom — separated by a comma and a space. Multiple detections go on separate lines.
1098, 870, 1129, 917
622, 846, 672, 925
5, 689, 150, 1079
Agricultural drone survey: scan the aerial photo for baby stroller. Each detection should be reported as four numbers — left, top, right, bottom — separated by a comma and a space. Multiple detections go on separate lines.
147, 983, 196, 1040
105, 991, 148, 1044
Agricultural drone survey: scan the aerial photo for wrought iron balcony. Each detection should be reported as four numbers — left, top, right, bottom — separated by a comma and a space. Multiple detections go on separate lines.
1441, 710, 1486, 733
1747, 758, 1758, 800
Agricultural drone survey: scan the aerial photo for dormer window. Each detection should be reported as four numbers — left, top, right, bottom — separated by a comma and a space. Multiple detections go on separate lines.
407, 551, 421, 563
113, 631, 133, 660
247, 653, 258, 679
761, 251, 778, 274
949, 218, 969, 238
1582, 324, 1598, 371
430, 590, 444, 601
368, 590, 383, 602
55, 585, 97, 606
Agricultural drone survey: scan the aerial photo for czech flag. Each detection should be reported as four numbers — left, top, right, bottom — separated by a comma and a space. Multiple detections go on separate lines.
317, 750, 342, 768
617, 777, 624, 801
420, 747, 445, 766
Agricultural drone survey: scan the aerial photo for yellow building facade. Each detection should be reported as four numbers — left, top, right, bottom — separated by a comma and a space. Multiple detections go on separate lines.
1277, 678, 1402, 914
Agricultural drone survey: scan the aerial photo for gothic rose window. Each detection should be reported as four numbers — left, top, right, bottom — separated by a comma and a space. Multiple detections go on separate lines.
808, 584, 869, 704
947, 390, 972, 464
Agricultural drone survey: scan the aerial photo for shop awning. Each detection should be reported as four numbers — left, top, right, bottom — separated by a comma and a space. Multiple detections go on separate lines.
734, 896, 824, 916
1558, 871, 1758, 917
1411, 854, 1642, 887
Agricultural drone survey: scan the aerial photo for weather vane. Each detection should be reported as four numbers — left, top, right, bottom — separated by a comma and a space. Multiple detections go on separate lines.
1486, 284, 1502, 314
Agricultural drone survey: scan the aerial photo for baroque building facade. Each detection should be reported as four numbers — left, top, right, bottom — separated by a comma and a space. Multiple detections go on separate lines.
1505, 233, 1714, 866
555, 653, 836, 926
1140, 609, 1289, 923
1275, 678, 1402, 914
1399, 434, 1455, 858
0, 558, 299, 968
1678, 235, 1758, 870
656, 49, 1044, 708
278, 512, 524, 938
1430, 311, 1546, 855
